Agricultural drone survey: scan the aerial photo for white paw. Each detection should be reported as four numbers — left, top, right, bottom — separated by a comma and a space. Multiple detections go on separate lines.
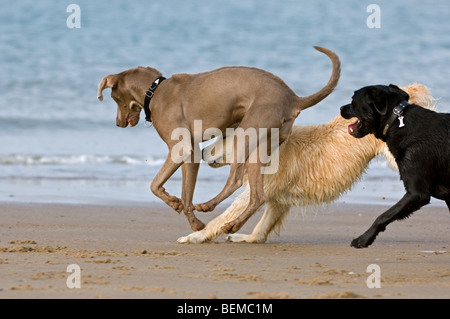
226, 233, 266, 243
226, 233, 251, 243
177, 232, 207, 244
177, 236, 190, 244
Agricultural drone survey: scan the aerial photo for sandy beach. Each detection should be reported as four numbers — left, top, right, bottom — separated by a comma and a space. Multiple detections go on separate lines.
0, 201, 448, 299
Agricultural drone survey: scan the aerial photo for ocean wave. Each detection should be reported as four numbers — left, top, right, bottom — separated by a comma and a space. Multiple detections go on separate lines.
0, 154, 166, 166
0, 117, 111, 130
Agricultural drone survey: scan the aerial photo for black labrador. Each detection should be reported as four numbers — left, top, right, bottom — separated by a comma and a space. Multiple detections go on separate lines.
340, 84, 450, 248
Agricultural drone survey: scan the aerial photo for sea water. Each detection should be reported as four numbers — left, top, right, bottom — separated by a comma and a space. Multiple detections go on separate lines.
0, 0, 449, 207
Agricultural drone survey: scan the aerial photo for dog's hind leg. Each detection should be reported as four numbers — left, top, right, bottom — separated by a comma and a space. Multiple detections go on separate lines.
221, 161, 265, 233
195, 115, 277, 214
181, 162, 205, 231
351, 191, 431, 248
195, 161, 247, 212
219, 126, 277, 233
227, 202, 290, 243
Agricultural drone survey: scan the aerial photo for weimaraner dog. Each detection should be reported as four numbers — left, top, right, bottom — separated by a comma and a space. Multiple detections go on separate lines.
98, 46, 340, 232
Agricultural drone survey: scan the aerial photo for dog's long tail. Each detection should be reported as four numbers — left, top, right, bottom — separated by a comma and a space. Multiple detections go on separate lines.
296, 46, 341, 111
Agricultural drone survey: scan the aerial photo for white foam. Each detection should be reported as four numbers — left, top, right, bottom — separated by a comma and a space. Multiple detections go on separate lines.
0, 154, 165, 166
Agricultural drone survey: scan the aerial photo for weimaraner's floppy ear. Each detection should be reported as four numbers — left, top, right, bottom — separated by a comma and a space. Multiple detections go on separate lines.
97, 74, 118, 101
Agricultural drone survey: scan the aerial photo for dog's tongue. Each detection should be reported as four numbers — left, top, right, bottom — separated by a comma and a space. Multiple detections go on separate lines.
348, 120, 359, 135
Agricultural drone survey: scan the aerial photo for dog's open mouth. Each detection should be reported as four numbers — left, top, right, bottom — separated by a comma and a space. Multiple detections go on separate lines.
348, 119, 360, 135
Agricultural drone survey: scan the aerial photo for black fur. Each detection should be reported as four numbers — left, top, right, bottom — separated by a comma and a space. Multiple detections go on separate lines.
340, 84, 450, 248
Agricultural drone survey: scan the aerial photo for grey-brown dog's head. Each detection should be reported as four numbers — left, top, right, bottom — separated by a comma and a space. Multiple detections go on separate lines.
97, 67, 162, 127
340, 84, 410, 138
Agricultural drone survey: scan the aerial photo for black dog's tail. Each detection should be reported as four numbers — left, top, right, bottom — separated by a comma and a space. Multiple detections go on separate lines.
297, 46, 341, 111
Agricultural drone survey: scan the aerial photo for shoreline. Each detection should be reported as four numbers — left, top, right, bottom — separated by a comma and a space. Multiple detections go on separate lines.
0, 201, 449, 299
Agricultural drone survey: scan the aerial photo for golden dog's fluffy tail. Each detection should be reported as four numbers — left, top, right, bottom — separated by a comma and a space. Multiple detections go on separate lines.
401, 82, 438, 111
297, 46, 341, 111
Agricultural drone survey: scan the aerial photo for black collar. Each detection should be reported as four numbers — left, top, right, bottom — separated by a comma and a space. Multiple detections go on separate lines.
144, 76, 166, 125
382, 100, 409, 137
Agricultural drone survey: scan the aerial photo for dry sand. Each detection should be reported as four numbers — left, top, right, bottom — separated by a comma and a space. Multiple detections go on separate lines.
0, 201, 449, 299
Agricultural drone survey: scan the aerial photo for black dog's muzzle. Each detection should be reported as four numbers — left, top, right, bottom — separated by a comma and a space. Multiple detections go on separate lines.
340, 104, 356, 119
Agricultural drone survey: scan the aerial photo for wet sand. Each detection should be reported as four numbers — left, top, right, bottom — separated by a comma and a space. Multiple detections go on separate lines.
0, 201, 449, 299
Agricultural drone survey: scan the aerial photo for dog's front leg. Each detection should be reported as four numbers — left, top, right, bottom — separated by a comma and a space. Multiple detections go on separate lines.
177, 186, 252, 244
150, 152, 184, 212
352, 191, 430, 248
181, 163, 205, 231
227, 202, 289, 243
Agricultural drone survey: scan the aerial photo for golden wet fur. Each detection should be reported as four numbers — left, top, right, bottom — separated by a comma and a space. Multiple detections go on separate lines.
178, 83, 437, 244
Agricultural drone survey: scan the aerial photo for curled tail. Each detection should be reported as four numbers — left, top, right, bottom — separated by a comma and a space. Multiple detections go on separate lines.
297, 46, 341, 111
